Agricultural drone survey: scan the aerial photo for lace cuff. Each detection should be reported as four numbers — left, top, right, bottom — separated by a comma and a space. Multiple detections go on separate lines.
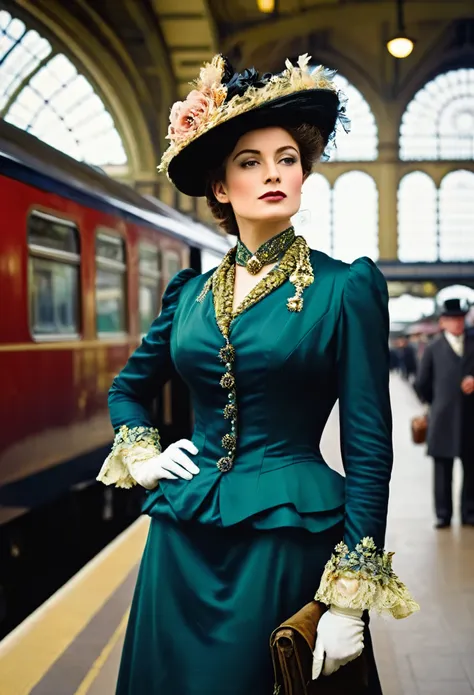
97, 425, 161, 489
314, 537, 420, 619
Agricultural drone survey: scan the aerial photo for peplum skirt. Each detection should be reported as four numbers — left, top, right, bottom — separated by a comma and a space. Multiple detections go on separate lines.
116, 502, 382, 695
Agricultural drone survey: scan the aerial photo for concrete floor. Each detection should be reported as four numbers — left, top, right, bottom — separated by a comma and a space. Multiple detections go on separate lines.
369, 375, 474, 695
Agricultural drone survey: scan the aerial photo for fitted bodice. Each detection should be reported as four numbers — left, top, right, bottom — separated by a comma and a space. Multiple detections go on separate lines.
108, 249, 393, 549
173, 261, 339, 470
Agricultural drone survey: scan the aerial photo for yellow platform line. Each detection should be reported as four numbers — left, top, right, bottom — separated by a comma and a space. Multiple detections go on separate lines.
0, 516, 149, 695
0, 338, 135, 352
74, 609, 130, 695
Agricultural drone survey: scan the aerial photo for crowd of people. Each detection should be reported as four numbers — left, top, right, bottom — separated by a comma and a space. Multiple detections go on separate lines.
390, 335, 419, 382
391, 300, 474, 529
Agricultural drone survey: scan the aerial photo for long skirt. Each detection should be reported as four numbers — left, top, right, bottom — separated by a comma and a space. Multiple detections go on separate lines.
116, 515, 382, 695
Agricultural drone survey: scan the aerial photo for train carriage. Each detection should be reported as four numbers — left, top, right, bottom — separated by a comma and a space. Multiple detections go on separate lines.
0, 120, 229, 521
0, 120, 229, 635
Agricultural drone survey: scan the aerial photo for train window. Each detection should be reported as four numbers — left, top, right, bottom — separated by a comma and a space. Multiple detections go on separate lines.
95, 231, 127, 335
28, 212, 80, 337
139, 242, 162, 334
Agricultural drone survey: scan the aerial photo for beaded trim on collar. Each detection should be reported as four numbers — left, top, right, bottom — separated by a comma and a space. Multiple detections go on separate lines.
235, 226, 296, 275
197, 235, 313, 472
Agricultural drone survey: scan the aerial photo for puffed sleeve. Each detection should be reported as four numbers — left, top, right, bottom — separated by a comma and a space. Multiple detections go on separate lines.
337, 257, 393, 551
96, 268, 197, 488
315, 257, 419, 619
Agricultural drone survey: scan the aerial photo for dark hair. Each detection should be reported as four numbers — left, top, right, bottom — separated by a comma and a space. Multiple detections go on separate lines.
205, 124, 325, 236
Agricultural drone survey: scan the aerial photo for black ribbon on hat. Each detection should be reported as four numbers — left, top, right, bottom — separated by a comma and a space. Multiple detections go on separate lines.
223, 60, 272, 102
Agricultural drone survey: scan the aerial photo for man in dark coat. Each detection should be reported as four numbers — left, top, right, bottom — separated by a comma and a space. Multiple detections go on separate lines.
415, 299, 474, 529
402, 337, 418, 383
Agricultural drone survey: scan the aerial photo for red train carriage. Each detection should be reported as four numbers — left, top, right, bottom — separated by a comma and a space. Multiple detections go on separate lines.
0, 120, 229, 527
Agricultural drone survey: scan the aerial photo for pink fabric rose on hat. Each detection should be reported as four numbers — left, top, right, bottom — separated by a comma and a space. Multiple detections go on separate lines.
167, 89, 214, 143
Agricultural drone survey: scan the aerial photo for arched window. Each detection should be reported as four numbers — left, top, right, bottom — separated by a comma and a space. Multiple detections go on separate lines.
439, 170, 474, 261
333, 172, 378, 262
400, 68, 474, 161
398, 172, 437, 261
397, 170, 474, 262
293, 173, 331, 254
331, 74, 378, 161
0, 9, 127, 167
295, 172, 379, 262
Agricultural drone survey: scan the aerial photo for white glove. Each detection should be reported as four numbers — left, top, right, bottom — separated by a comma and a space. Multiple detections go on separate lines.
128, 439, 199, 490
312, 606, 365, 679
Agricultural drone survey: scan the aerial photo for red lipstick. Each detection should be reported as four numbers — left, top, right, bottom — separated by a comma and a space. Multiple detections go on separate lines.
258, 190, 287, 201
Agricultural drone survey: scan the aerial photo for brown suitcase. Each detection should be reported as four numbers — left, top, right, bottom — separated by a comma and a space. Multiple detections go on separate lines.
411, 413, 428, 444
270, 601, 368, 695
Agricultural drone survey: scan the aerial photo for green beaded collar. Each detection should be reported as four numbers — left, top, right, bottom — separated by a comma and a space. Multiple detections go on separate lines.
235, 226, 295, 275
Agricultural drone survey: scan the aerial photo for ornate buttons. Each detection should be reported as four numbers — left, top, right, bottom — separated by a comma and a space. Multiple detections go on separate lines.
217, 338, 237, 473
196, 234, 313, 476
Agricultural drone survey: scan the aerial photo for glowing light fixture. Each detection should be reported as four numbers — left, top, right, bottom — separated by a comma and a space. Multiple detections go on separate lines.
387, 36, 415, 58
386, 0, 415, 59
257, 0, 276, 13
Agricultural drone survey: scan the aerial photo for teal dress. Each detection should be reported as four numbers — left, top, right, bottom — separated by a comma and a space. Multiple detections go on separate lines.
110, 250, 392, 695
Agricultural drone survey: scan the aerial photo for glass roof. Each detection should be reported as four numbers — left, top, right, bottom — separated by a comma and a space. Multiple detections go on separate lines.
400, 68, 474, 161
0, 9, 127, 167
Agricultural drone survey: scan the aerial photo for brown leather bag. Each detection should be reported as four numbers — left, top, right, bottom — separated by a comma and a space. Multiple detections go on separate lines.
411, 413, 428, 444
270, 601, 368, 695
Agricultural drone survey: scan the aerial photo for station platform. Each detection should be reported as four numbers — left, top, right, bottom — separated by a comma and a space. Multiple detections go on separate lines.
1, 374, 473, 695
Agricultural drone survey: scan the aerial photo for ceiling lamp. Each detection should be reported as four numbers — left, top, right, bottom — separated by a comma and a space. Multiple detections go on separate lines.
386, 0, 415, 58
387, 36, 415, 59
257, 0, 276, 13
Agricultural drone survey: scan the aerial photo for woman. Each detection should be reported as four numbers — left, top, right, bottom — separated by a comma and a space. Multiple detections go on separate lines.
98, 54, 418, 694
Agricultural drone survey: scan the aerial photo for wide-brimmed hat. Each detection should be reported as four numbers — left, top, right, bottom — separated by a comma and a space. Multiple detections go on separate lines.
158, 54, 350, 197
439, 298, 469, 317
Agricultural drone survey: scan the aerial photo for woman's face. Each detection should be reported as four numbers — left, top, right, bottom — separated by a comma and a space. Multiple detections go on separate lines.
213, 126, 305, 226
